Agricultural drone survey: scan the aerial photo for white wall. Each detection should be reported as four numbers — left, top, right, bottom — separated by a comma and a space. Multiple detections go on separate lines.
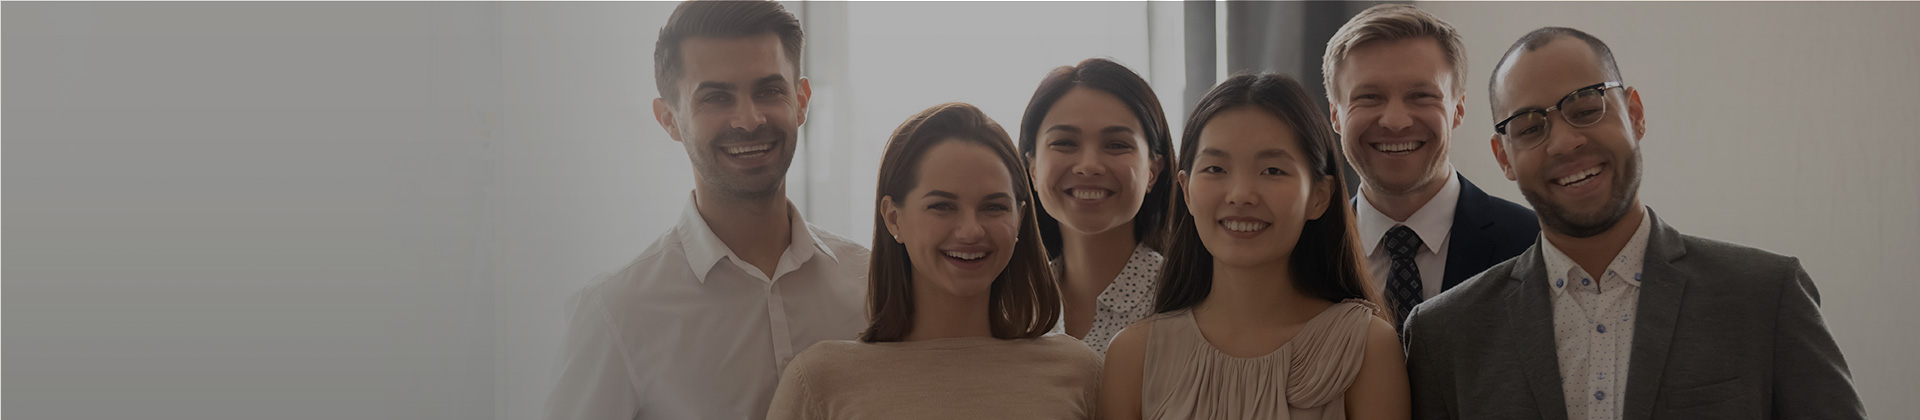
5, 3, 499, 419
1419, 2, 1920, 415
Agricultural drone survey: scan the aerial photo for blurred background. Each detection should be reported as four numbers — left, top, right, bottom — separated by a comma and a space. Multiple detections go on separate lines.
8, 2, 1917, 418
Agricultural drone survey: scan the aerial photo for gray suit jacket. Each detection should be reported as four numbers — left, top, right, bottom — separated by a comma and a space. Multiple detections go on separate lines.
1403, 210, 1864, 419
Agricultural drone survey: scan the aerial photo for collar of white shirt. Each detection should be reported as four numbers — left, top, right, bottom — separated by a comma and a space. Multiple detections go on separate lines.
1357, 168, 1462, 258
676, 192, 840, 283
1541, 206, 1652, 296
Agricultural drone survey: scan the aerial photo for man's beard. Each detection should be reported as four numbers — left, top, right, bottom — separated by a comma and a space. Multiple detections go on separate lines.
692, 124, 793, 200
1519, 147, 1642, 239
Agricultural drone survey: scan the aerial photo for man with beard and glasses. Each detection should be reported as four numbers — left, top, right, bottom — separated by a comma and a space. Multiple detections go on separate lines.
545, 2, 869, 419
1401, 27, 1864, 419
1322, 4, 1538, 331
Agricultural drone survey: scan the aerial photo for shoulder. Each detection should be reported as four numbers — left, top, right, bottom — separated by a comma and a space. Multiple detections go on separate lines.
571, 231, 689, 308
1105, 316, 1159, 364
1028, 335, 1104, 374
786, 340, 870, 377
1407, 257, 1520, 333
1674, 233, 1807, 293
805, 222, 872, 268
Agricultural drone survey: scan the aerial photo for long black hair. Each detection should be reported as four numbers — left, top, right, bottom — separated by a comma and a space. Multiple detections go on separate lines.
1154, 73, 1382, 316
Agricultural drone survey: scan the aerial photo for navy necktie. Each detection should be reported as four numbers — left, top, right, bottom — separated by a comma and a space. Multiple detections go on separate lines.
1385, 225, 1424, 329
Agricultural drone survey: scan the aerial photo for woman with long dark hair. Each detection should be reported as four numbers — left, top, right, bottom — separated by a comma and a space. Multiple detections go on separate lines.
767, 103, 1101, 419
1099, 73, 1410, 419
1017, 58, 1178, 355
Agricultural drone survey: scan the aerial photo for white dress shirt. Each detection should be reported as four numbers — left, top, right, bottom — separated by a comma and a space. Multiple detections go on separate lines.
1357, 170, 1462, 299
545, 194, 870, 420
1049, 243, 1164, 355
1542, 207, 1650, 420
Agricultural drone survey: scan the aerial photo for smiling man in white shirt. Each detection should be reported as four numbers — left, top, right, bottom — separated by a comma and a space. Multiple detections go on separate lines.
544, 2, 870, 419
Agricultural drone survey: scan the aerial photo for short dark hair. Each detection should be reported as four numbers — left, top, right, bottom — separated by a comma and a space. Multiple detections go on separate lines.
862, 103, 1059, 343
1016, 58, 1177, 260
653, 1, 805, 104
1489, 27, 1623, 116
1155, 73, 1383, 319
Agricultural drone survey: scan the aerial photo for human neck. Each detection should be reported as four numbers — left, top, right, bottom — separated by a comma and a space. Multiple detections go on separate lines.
1541, 201, 1647, 279
692, 183, 791, 278
1195, 258, 1328, 327
904, 275, 994, 341
1361, 167, 1452, 222
1058, 222, 1137, 292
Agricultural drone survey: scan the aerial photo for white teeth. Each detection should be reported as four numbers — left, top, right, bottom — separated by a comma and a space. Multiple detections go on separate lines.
1220, 220, 1270, 233
1554, 166, 1603, 186
725, 143, 773, 155
1070, 189, 1109, 200
943, 251, 986, 260
1373, 142, 1421, 153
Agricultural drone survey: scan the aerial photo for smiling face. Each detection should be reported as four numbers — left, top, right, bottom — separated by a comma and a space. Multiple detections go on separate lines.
1490, 38, 1646, 238
1181, 107, 1332, 269
652, 33, 811, 200
883, 140, 1024, 300
1030, 87, 1163, 238
1330, 37, 1463, 196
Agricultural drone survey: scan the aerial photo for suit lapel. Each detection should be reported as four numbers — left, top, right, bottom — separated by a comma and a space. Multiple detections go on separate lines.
1505, 243, 1570, 420
1622, 211, 1689, 420
1444, 175, 1497, 290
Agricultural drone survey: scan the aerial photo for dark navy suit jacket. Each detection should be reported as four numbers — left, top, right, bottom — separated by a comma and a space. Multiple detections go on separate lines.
1352, 173, 1539, 293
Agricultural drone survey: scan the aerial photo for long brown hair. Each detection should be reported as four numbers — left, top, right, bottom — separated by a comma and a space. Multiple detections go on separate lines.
861, 102, 1060, 342
1016, 58, 1178, 259
1154, 73, 1383, 317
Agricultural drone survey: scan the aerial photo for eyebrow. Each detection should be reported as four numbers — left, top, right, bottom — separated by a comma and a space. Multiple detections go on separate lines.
1199, 147, 1294, 160
922, 191, 1013, 201
1044, 125, 1137, 136
693, 74, 788, 93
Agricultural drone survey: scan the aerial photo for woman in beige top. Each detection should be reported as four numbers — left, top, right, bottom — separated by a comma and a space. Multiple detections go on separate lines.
1099, 73, 1411, 419
767, 103, 1102, 420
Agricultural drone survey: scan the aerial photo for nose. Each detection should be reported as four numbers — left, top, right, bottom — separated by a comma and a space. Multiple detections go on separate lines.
953, 210, 987, 243
1223, 175, 1260, 207
728, 96, 766, 132
1541, 119, 1588, 157
1070, 148, 1105, 177
1378, 99, 1414, 132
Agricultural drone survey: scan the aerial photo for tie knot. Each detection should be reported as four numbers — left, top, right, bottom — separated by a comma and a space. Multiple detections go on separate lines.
1385, 225, 1423, 259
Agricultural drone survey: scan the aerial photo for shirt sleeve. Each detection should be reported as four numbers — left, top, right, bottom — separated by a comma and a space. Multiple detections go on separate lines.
1770, 259, 1865, 419
544, 283, 640, 420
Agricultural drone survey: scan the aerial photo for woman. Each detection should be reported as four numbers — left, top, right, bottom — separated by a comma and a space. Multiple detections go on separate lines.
1018, 58, 1178, 355
1099, 73, 1411, 419
767, 103, 1102, 419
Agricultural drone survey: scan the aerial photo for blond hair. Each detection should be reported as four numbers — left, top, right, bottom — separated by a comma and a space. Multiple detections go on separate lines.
1321, 4, 1468, 103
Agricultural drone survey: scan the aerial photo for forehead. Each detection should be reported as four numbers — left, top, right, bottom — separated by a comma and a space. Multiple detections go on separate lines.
1041, 88, 1139, 129
676, 33, 794, 87
912, 140, 1015, 195
1339, 37, 1453, 90
1493, 38, 1609, 114
1197, 107, 1302, 157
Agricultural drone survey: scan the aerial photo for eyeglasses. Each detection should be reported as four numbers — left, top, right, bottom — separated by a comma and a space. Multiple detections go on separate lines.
1493, 81, 1624, 150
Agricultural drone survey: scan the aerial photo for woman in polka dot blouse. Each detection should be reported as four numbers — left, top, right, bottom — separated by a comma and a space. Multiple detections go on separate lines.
1015, 58, 1178, 355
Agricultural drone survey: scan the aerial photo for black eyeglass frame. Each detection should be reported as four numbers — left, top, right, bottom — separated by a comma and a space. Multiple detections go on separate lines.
1493, 81, 1625, 149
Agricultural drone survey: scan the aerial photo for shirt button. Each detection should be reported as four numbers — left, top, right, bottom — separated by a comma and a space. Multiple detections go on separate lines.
1556, 278, 1565, 288
1582, 277, 1591, 286
1595, 390, 1607, 400
1597, 324, 1607, 333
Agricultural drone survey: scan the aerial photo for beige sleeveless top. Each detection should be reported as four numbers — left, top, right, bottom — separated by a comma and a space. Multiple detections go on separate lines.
1141, 299, 1378, 420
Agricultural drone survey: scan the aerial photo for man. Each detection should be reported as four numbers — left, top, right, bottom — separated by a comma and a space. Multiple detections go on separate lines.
1322, 4, 1539, 328
545, 2, 869, 419
1403, 27, 1864, 419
